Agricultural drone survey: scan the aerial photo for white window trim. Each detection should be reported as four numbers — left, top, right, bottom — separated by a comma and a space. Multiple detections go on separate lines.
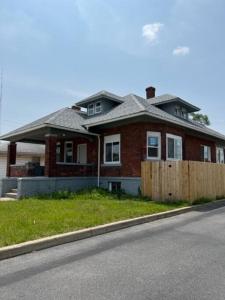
87, 103, 94, 116
166, 133, 183, 161
216, 147, 224, 164
104, 134, 121, 164
95, 101, 102, 114
56, 142, 61, 162
201, 145, 211, 162
146, 131, 161, 160
64, 141, 73, 163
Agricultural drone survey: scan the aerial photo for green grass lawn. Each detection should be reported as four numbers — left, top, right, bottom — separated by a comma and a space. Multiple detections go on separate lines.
0, 188, 188, 247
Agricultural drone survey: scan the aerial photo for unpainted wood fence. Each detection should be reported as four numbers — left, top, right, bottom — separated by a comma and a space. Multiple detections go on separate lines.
141, 160, 225, 202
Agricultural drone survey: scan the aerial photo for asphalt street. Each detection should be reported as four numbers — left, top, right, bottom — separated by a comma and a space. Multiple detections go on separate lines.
1, 203, 225, 300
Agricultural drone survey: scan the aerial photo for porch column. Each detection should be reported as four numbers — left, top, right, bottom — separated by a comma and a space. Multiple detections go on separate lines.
6, 142, 17, 177
45, 134, 57, 177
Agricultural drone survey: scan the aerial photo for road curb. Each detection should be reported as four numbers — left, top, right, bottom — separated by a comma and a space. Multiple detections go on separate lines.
1, 199, 225, 261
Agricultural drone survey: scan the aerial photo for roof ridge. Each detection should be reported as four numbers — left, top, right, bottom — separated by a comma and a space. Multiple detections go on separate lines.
129, 94, 146, 111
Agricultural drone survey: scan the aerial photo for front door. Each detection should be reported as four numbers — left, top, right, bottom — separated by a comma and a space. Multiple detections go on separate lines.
77, 144, 87, 164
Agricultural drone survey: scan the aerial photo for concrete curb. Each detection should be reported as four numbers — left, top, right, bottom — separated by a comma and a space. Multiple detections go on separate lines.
1, 199, 225, 261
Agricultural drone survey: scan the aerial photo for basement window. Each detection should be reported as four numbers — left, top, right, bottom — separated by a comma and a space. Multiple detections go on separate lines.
108, 182, 121, 193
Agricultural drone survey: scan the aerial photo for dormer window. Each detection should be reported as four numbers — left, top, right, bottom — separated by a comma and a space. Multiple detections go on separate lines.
181, 108, 187, 119
87, 103, 94, 116
95, 102, 102, 114
175, 106, 180, 116
87, 102, 102, 116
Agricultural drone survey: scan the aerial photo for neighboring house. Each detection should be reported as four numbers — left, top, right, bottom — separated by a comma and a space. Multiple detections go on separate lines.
0, 142, 45, 178
1, 86, 225, 197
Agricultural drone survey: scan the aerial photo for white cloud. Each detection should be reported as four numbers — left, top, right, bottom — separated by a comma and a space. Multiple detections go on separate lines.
173, 46, 190, 56
142, 23, 164, 44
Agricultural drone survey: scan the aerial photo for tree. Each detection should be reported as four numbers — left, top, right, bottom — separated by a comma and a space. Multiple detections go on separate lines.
190, 113, 211, 126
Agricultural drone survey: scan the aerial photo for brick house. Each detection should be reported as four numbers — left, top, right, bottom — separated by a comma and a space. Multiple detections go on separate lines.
1, 86, 225, 198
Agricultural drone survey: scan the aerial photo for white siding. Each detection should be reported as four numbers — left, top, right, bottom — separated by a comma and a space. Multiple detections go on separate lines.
0, 154, 45, 178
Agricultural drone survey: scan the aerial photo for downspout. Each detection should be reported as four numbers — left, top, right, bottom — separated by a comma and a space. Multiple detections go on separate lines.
97, 135, 100, 187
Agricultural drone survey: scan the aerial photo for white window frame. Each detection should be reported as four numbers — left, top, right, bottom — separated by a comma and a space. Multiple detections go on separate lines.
146, 131, 161, 160
56, 142, 61, 163
201, 145, 211, 162
95, 101, 102, 114
104, 134, 121, 164
87, 103, 94, 116
64, 141, 73, 163
166, 133, 183, 161
216, 147, 224, 164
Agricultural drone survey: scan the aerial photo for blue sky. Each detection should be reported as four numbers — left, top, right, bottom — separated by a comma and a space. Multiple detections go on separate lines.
0, 0, 225, 134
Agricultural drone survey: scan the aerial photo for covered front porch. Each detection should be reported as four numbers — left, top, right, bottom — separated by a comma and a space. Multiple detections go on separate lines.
5, 126, 98, 178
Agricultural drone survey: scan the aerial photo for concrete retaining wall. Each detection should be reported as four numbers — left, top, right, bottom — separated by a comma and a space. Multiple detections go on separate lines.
0, 178, 18, 197
17, 177, 98, 198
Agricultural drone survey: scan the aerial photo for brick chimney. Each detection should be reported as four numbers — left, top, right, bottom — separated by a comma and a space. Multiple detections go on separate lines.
71, 105, 81, 111
145, 86, 156, 99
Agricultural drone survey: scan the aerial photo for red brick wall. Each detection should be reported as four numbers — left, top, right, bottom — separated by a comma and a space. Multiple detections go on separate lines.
54, 136, 98, 177
99, 122, 218, 177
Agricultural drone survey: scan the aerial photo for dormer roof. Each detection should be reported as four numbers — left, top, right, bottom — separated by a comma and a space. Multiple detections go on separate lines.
75, 90, 124, 108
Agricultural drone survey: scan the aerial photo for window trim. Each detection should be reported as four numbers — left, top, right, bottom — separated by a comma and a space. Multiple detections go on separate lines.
104, 134, 121, 164
146, 131, 161, 160
95, 101, 102, 114
201, 145, 211, 162
64, 141, 73, 163
216, 146, 224, 164
166, 133, 183, 161
87, 103, 94, 116
56, 142, 61, 163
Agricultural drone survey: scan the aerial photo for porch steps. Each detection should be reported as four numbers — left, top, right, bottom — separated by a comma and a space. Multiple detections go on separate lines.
4, 189, 18, 200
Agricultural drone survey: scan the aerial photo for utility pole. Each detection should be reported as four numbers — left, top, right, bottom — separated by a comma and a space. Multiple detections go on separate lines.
0, 68, 3, 136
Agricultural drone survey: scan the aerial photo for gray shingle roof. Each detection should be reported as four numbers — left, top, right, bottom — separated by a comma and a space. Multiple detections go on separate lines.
1, 90, 225, 143
0, 108, 89, 140
148, 94, 200, 112
75, 90, 124, 106
83, 93, 225, 141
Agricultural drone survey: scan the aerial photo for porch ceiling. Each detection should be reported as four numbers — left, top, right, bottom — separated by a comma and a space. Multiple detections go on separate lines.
1, 126, 95, 144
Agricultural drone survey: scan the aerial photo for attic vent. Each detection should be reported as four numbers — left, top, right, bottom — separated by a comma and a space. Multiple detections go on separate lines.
146, 86, 156, 99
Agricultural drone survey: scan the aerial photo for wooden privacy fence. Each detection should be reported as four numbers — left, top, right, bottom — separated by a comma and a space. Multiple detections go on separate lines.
141, 160, 225, 203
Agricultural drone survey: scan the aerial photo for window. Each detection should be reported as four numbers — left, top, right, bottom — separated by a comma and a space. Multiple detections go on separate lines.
216, 147, 224, 164
77, 144, 87, 164
108, 182, 121, 192
87, 103, 94, 116
166, 134, 182, 160
200, 145, 211, 162
175, 106, 180, 116
56, 142, 61, 162
181, 108, 187, 119
64, 141, 73, 163
104, 134, 120, 164
95, 102, 102, 114
147, 132, 161, 160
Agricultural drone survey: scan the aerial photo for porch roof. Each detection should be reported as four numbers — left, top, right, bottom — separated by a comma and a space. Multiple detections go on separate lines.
0, 108, 91, 142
